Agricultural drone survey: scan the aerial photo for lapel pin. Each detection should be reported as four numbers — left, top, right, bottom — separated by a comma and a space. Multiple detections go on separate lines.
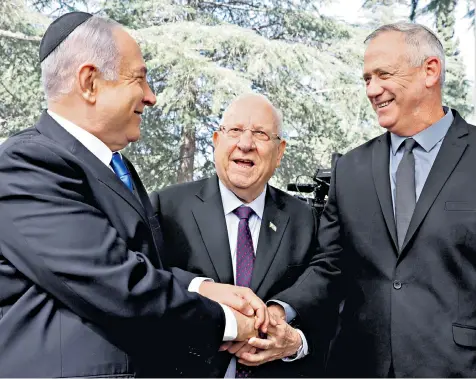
269, 222, 277, 232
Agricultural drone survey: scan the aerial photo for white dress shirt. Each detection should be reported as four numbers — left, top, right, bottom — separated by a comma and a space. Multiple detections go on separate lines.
214, 181, 308, 377
46, 110, 237, 341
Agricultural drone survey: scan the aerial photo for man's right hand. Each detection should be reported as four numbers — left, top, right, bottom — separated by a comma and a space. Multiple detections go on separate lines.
232, 308, 259, 341
199, 282, 273, 332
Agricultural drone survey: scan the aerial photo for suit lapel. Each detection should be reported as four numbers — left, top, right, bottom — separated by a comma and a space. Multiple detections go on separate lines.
372, 133, 398, 251
250, 187, 289, 293
400, 113, 469, 254
35, 112, 148, 224
191, 176, 234, 284
125, 157, 163, 267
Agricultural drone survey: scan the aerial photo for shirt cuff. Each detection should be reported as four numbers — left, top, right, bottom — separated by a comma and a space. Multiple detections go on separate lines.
220, 304, 238, 341
188, 276, 214, 292
267, 299, 297, 323
281, 329, 309, 362
187, 277, 237, 341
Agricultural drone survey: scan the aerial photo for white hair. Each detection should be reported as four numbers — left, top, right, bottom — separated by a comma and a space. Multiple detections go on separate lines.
221, 93, 284, 138
365, 22, 446, 86
41, 16, 121, 101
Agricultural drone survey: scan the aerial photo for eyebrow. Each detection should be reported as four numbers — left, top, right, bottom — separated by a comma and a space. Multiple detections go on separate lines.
133, 67, 148, 76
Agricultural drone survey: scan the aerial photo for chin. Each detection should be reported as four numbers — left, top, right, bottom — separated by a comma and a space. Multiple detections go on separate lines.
127, 129, 141, 143
377, 116, 397, 130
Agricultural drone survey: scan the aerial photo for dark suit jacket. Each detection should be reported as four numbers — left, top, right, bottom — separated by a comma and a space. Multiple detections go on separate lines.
150, 175, 339, 377
0, 112, 225, 377
277, 109, 476, 377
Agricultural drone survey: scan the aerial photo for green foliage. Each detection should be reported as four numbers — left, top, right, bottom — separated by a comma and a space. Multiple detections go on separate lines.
1, 0, 473, 194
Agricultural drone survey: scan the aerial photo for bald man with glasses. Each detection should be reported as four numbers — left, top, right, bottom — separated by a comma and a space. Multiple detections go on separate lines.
150, 93, 338, 377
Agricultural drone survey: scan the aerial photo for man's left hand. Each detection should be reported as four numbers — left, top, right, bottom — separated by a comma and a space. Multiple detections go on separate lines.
236, 320, 302, 366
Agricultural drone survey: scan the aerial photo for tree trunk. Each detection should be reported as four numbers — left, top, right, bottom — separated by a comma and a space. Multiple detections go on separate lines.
176, 123, 196, 183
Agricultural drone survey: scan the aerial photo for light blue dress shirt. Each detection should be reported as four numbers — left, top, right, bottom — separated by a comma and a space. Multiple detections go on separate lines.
389, 108, 454, 211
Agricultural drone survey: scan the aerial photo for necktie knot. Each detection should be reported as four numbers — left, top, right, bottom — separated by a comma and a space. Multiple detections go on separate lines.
233, 206, 254, 220
402, 138, 417, 153
110, 152, 133, 192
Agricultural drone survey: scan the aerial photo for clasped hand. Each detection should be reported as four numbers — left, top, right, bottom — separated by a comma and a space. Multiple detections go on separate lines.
198, 282, 274, 340
220, 304, 303, 366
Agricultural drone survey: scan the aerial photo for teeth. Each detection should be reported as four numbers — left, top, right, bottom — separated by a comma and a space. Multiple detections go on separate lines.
377, 101, 391, 108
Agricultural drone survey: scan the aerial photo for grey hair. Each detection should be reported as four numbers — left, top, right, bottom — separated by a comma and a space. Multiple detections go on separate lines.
365, 22, 446, 86
221, 93, 284, 138
41, 16, 121, 101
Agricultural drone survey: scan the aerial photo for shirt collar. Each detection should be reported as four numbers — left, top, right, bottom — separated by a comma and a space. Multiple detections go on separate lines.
390, 107, 454, 155
47, 110, 113, 167
218, 179, 266, 219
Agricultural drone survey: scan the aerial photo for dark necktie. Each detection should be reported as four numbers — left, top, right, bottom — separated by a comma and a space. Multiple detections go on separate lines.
233, 206, 255, 378
110, 152, 133, 192
395, 138, 417, 250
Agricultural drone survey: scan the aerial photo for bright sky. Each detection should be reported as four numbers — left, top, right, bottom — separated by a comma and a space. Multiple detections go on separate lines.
321, 0, 475, 82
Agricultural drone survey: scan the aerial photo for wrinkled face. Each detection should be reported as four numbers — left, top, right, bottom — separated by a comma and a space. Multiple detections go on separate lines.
213, 96, 286, 202
95, 28, 156, 151
363, 31, 427, 136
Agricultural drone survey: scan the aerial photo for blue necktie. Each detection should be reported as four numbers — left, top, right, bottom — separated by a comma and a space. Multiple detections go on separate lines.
110, 152, 133, 192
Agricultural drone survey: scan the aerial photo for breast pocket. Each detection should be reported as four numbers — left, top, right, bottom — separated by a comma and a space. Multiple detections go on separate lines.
445, 201, 476, 211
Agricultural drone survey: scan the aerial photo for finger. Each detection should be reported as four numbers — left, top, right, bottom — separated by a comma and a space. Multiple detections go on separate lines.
227, 293, 254, 316
228, 340, 248, 355
268, 314, 278, 327
238, 350, 273, 365
248, 337, 274, 350
239, 295, 267, 332
236, 288, 267, 325
235, 342, 257, 358
219, 341, 233, 351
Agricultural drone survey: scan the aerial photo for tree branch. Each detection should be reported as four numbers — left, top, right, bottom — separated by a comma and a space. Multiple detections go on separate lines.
0, 29, 41, 42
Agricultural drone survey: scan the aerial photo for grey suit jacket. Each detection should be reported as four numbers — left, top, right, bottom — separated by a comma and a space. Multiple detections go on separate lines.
150, 175, 339, 377
277, 109, 476, 377
0, 112, 225, 377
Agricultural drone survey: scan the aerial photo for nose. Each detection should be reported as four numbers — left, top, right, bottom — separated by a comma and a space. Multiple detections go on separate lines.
366, 77, 384, 101
143, 81, 157, 107
236, 130, 255, 152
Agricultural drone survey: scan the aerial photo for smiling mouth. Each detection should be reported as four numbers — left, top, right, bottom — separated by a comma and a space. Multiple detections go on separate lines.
233, 159, 255, 168
376, 100, 394, 109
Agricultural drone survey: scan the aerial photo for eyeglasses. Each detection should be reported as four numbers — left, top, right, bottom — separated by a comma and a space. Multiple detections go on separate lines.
219, 125, 281, 142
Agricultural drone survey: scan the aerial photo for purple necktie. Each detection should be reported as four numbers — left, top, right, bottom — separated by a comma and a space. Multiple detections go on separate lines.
233, 206, 255, 378
233, 206, 255, 288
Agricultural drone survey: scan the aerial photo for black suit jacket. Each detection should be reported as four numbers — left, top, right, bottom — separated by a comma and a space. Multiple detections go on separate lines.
150, 175, 338, 377
0, 112, 225, 377
278, 109, 476, 377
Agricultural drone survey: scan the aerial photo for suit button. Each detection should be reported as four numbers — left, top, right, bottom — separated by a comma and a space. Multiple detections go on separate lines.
393, 280, 402, 290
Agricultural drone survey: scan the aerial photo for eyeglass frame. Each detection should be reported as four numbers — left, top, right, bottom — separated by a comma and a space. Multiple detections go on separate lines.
218, 125, 281, 142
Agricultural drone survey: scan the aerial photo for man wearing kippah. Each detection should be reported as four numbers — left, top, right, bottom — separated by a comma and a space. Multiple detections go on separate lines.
0, 12, 272, 377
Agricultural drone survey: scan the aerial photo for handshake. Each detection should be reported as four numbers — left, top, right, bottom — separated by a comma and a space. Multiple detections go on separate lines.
199, 282, 303, 366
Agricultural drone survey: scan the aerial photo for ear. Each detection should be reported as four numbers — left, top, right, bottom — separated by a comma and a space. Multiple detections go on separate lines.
276, 139, 286, 167
77, 63, 101, 104
424, 56, 442, 88
212, 130, 220, 148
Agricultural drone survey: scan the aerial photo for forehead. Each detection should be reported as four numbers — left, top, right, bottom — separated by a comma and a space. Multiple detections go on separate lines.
223, 97, 277, 130
363, 31, 408, 73
114, 28, 146, 72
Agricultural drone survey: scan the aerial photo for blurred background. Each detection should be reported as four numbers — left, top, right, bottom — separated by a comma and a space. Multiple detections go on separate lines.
1, 0, 474, 192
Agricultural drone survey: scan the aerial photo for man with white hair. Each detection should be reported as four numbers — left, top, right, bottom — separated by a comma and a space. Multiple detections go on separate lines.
150, 93, 340, 377
0, 12, 271, 377
254, 22, 476, 377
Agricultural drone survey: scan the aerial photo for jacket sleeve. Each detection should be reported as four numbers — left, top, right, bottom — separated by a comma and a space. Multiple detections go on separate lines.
273, 162, 343, 357
149, 190, 199, 286
0, 140, 225, 358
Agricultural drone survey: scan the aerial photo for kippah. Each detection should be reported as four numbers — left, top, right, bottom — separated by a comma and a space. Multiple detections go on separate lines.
39, 11, 93, 62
